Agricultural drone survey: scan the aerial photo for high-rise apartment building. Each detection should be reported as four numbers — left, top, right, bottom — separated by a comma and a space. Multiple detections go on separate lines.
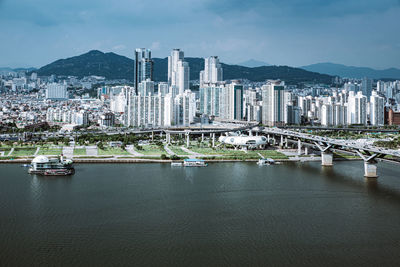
362, 77, 372, 100
370, 91, 385, 126
46, 83, 68, 100
200, 56, 223, 87
347, 91, 367, 125
134, 48, 153, 94
168, 49, 189, 94
261, 80, 285, 126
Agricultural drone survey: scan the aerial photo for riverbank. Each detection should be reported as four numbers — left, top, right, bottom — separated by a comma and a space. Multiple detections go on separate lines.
0, 156, 362, 164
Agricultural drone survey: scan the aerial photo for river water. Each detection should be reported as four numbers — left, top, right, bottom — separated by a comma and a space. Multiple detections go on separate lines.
1, 161, 400, 266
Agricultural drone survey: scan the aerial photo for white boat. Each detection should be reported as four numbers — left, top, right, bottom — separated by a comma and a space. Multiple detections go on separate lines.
257, 158, 275, 166
183, 159, 207, 167
171, 162, 183, 167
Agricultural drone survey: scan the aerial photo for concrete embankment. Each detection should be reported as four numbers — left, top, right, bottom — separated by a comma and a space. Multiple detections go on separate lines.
0, 156, 362, 164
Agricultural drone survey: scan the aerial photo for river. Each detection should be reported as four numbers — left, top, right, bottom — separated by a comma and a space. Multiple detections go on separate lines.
1, 161, 400, 266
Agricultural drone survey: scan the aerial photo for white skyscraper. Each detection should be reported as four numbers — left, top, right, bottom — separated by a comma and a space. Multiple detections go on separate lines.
261, 80, 285, 126
177, 60, 190, 95
168, 49, 189, 94
347, 91, 367, 125
46, 83, 68, 100
200, 56, 223, 87
138, 79, 155, 96
369, 91, 385, 126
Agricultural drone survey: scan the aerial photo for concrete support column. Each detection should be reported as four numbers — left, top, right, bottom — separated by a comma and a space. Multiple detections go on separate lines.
201, 133, 204, 142
267, 134, 270, 144
297, 139, 302, 156
285, 137, 288, 148
305, 147, 308, 155
166, 133, 171, 144
186, 133, 190, 148
212, 133, 215, 147
321, 151, 333, 166
280, 135, 284, 147
364, 161, 378, 178
151, 131, 154, 141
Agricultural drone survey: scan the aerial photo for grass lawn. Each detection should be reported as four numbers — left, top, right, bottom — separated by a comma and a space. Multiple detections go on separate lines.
168, 146, 190, 155
135, 145, 165, 155
37, 147, 62, 155
0, 147, 12, 156
74, 148, 87, 155
98, 147, 130, 155
11, 147, 37, 156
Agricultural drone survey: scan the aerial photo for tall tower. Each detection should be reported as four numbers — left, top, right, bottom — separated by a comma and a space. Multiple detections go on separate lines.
168, 49, 189, 94
134, 48, 153, 95
200, 56, 223, 87
261, 80, 285, 126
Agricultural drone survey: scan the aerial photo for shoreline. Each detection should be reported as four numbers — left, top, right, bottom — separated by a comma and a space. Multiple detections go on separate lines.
0, 157, 362, 164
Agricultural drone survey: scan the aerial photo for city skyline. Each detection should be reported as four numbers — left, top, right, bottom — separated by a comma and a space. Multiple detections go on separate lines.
0, 0, 399, 69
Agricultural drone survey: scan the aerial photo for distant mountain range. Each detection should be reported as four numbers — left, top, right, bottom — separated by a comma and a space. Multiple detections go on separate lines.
0, 67, 37, 74
301, 63, 400, 79
33, 50, 334, 85
237, 59, 270, 68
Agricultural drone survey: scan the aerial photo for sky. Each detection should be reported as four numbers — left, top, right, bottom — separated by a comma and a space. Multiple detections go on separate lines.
0, 0, 399, 69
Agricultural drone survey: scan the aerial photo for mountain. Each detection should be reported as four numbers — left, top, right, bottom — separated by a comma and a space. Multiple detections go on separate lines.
36, 50, 133, 79
238, 59, 270, 67
301, 62, 400, 79
36, 50, 334, 85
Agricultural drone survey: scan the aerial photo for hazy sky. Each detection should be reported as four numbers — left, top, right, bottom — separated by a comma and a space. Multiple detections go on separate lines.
1, 0, 399, 69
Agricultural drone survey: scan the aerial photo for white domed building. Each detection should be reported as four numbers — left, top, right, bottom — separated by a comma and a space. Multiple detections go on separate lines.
29, 155, 74, 175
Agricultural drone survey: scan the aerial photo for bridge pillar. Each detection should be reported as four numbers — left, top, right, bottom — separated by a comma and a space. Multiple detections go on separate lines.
355, 151, 379, 178
285, 137, 288, 148
364, 161, 378, 178
314, 142, 333, 167
201, 133, 204, 142
166, 133, 171, 144
267, 134, 270, 144
321, 151, 333, 166
280, 135, 284, 148
186, 133, 190, 147
212, 133, 215, 147
151, 131, 154, 141
297, 139, 302, 156
305, 147, 308, 155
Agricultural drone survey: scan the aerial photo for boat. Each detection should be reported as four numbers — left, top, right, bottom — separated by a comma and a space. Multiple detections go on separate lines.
171, 162, 183, 167
28, 155, 75, 176
183, 158, 207, 167
257, 158, 275, 166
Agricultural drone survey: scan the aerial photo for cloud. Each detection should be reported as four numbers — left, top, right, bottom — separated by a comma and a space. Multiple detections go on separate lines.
150, 42, 161, 51
112, 44, 126, 51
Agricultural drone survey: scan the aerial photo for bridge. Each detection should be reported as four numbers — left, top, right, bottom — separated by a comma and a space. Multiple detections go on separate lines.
256, 127, 400, 178
278, 125, 400, 133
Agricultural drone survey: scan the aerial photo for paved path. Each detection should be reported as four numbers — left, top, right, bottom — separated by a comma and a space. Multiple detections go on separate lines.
7, 148, 14, 156
33, 147, 40, 156
0, 151, 4, 156
86, 146, 98, 156
126, 145, 144, 156
164, 145, 175, 156
180, 146, 204, 158
63, 146, 74, 158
